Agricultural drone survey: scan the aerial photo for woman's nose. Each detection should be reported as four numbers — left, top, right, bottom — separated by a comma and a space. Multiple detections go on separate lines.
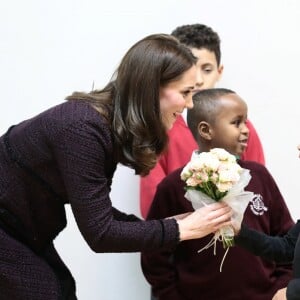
185, 95, 194, 109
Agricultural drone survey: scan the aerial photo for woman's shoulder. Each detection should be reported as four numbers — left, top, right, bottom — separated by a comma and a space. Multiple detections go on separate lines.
45, 100, 99, 119
39, 100, 107, 129
34, 100, 112, 145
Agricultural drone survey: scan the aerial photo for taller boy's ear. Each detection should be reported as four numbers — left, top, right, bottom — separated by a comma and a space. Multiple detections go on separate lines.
216, 64, 224, 82
198, 121, 213, 140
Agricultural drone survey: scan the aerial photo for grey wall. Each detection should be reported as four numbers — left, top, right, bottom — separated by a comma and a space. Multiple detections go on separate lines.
1, 0, 299, 299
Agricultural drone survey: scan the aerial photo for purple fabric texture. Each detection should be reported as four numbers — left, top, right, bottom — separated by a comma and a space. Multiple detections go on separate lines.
0, 100, 178, 299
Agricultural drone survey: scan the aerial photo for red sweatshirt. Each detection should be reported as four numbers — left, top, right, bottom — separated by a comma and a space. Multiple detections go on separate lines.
140, 115, 265, 218
141, 160, 294, 300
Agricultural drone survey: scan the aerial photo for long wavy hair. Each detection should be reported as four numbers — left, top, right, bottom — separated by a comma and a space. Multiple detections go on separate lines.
66, 34, 196, 175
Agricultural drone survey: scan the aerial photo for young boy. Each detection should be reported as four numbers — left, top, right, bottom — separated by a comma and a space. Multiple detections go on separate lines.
141, 88, 294, 300
139, 24, 265, 219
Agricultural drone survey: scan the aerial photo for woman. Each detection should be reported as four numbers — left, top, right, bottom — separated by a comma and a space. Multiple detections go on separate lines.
0, 34, 232, 299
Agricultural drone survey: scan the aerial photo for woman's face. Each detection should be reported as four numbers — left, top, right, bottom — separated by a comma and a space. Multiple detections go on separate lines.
160, 65, 196, 130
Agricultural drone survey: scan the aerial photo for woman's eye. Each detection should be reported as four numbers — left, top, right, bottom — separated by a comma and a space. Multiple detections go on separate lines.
182, 91, 191, 97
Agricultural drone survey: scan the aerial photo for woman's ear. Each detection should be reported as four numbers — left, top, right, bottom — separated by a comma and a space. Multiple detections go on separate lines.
198, 121, 213, 140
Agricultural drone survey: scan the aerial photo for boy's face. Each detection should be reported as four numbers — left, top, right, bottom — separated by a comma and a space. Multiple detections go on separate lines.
209, 94, 249, 157
191, 48, 223, 92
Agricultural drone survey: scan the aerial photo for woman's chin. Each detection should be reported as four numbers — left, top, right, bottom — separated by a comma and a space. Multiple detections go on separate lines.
166, 120, 175, 131
162, 118, 174, 131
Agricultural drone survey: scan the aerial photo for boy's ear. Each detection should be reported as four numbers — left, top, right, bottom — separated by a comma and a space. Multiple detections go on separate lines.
215, 64, 224, 84
198, 121, 213, 140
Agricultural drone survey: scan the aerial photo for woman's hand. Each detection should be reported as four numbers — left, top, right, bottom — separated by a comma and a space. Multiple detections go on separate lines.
176, 202, 232, 241
272, 287, 287, 300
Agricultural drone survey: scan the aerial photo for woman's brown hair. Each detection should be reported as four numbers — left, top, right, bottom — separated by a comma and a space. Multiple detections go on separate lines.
66, 34, 196, 175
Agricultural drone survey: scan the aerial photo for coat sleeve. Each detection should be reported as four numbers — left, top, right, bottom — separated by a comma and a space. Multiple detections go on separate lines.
286, 278, 300, 300
235, 221, 300, 262
256, 165, 295, 288
49, 112, 179, 253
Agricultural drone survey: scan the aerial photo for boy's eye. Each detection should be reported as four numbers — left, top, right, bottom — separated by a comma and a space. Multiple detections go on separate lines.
232, 120, 241, 126
201, 64, 214, 74
203, 68, 212, 73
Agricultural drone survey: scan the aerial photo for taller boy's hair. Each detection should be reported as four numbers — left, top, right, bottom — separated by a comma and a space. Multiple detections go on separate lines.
171, 23, 221, 66
187, 88, 235, 141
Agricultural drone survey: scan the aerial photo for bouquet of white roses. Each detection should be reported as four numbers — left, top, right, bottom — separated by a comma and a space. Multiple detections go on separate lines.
181, 148, 254, 271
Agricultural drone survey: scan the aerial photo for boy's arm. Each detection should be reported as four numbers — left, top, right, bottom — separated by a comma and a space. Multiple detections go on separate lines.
235, 221, 300, 262
238, 164, 295, 289
263, 166, 295, 289
242, 119, 265, 165
141, 250, 184, 300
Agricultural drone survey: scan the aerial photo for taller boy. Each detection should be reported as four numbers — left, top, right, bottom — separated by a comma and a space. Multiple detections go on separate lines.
140, 24, 265, 218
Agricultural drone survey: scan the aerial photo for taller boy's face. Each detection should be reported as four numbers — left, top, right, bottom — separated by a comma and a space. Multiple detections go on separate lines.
191, 48, 223, 91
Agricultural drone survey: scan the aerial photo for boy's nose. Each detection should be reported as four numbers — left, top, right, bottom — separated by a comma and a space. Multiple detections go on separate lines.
242, 122, 250, 134
195, 69, 204, 88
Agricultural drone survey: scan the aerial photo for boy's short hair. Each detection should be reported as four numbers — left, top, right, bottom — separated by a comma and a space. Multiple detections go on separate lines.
171, 24, 221, 65
187, 88, 235, 141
